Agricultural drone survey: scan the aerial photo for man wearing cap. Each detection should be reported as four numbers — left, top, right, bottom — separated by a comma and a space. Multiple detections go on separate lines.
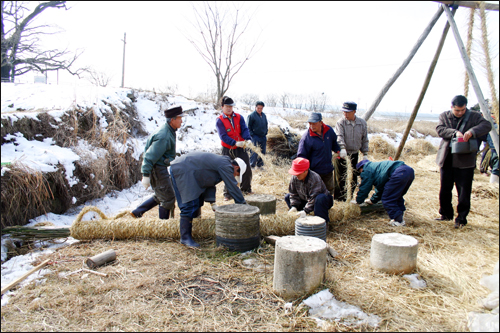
351, 159, 415, 227
170, 152, 247, 247
130, 106, 183, 219
247, 101, 268, 170
285, 157, 334, 224
216, 96, 253, 200
297, 112, 341, 194
334, 101, 369, 201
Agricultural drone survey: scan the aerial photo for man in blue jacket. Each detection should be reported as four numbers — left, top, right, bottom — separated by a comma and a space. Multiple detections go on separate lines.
247, 101, 268, 169
352, 159, 415, 227
297, 112, 340, 194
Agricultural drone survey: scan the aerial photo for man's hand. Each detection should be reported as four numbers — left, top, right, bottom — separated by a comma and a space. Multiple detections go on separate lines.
235, 141, 245, 148
365, 198, 373, 205
296, 210, 307, 219
340, 149, 347, 159
211, 203, 218, 212
245, 140, 253, 148
463, 130, 473, 142
288, 207, 298, 214
363, 154, 369, 161
142, 176, 151, 190
350, 199, 358, 205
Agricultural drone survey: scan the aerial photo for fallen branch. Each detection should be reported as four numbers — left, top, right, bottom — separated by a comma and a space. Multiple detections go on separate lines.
1, 259, 51, 295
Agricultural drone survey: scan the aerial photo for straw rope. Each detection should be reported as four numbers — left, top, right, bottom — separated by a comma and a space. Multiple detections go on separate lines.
479, 1, 500, 125
464, 7, 475, 98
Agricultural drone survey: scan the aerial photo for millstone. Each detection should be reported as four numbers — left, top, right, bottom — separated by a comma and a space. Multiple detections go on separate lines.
370, 233, 418, 274
214, 204, 260, 252
245, 194, 276, 215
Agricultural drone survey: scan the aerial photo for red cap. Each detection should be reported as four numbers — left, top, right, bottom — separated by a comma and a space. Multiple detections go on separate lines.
288, 157, 310, 175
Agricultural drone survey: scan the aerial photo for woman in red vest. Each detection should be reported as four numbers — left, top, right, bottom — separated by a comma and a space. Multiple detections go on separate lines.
215, 96, 253, 200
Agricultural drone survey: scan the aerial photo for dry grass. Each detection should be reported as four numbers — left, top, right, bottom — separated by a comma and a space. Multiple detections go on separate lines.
1, 128, 498, 332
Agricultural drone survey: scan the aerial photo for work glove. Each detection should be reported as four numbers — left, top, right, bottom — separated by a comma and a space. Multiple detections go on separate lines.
288, 207, 298, 214
235, 141, 245, 148
365, 198, 373, 205
350, 199, 358, 205
245, 140, 253, 148
363, 154, 369, 161
296, 210, 307, 219
142, 176, 151, 190
340, 148, 347, 158
211, 203, 218, 212
359, 203, 368, 207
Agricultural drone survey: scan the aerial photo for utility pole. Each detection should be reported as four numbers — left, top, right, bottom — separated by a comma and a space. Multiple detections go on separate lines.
121, 32, 126, 88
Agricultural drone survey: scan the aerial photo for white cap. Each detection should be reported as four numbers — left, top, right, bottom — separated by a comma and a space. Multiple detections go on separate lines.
234, 158, 246, 183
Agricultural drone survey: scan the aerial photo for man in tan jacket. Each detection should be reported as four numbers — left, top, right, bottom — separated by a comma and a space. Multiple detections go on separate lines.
435, 95, 491, 229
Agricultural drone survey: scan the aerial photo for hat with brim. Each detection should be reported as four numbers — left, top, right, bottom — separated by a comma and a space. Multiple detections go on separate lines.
164, 106, 183, 118
341, 102, 357, 112
234, 157, 246, 183
307, 112, 322, 123
288, 157, 310, 175
356, 159, 370, 171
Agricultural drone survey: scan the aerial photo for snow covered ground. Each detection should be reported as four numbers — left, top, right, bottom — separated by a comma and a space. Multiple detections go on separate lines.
1, 82, 442, 308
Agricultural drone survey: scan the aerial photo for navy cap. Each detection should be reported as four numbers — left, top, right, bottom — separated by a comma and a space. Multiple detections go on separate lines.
221, 96, 235, 107
164, 106, 183, 118
341, 102, 357, 112
356, 159, 370, 171
307, 112, 322, 123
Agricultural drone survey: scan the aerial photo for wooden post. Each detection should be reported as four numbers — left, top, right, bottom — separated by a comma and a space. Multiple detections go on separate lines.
121, 32, 126, 88
85, 249, 116, 269
394, 8, 457, 160
433, 1, 499, 11
442, 4, 500, 153
362, 6, 444, 122
1, 259, 51, 295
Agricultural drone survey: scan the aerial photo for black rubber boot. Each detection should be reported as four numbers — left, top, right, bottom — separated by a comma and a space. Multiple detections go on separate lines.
131, 197, 158, 218
159, 206, 170, 219
180, 216, 200, 248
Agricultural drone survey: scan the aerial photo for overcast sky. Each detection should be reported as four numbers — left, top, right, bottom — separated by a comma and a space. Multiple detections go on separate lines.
21, 1, 500, 113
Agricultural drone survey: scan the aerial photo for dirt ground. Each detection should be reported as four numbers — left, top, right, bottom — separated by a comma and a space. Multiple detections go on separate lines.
1, 152, 498, 332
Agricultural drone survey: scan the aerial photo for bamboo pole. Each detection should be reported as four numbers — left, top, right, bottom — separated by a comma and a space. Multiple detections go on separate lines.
442, 4, 500, 153
1, 259, 51, 295
394, 7, 457, 160
362, 6, 444, 121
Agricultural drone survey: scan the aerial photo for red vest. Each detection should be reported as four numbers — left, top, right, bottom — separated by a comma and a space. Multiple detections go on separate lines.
218, 113, 243, 149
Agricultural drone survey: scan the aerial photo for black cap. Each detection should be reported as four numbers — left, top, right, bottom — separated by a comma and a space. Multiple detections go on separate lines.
341, 102, 357, 112
256, 101, 265, 107
164, 106, 183, 118
221, 96, 235, 107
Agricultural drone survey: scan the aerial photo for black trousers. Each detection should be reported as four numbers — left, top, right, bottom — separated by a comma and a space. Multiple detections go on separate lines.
221, 146, 252, 196
334, 153, 359, 201
439, 166, 475, 225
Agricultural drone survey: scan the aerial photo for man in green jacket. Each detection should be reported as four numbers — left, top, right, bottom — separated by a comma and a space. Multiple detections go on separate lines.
351, 159, 415, 227
131, 106, 183, 219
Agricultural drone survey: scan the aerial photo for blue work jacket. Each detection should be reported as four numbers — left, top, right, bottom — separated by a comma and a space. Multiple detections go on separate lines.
297, 123, 340, 174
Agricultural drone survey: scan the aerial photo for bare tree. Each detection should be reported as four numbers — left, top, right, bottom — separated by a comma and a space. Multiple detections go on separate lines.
86, 68, 112, 87
265, 93, 278, 107
1, 1, 84, 82
185, 2, 259, 107
240, 93, 259, 107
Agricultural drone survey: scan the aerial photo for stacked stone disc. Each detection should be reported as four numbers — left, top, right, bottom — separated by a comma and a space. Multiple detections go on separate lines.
295, 216, 327, 241
214, 204, 261, 252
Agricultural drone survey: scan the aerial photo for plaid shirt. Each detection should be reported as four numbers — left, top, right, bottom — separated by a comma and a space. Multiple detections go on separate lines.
335, 116, 369, 154
288, 170, 329, 214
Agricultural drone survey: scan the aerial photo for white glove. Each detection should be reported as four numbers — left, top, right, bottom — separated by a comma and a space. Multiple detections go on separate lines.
340, 148, 347, 158
245, 140, 253, 148
365, 198, 373, 205
211, 203, 218, 212
142, 176, 151, 190
296, 210, 307, 219
363, 154, 369, 161
359, 203, 368, 207
235, 141, 245, 148
350, 199, 358, 205
288, 207, 298, 214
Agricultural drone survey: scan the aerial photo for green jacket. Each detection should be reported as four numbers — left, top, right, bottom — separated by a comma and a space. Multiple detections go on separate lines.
141, 122, 176, 176
356, 160, 404, 204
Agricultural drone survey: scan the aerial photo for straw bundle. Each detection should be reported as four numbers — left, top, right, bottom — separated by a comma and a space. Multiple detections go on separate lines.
369, 135, 396, 157
404, 139, 437, 156
266, 126, 300, 160
472, 183, 499, 199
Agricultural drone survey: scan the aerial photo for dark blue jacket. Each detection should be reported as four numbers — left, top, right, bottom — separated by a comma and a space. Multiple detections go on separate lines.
247, 110, 268, 138
297, 124, 340, 174
356, 160, 405, 204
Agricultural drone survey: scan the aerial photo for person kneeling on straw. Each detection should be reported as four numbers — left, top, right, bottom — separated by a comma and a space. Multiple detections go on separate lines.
351, 159, 415, 227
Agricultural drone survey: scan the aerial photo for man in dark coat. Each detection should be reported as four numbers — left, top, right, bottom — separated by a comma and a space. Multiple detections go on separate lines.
170, 152, 247, 247
247, 101, 268, 169
297, 112, 340, 194
130, 106, 183, 219
215, 96, 253, 199
435, 95, 492, 228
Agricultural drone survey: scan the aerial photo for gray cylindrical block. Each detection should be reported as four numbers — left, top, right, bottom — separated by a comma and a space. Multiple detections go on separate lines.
273, 235, 327, 300
245, 194, 276, 215
370, 233, 418, 274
